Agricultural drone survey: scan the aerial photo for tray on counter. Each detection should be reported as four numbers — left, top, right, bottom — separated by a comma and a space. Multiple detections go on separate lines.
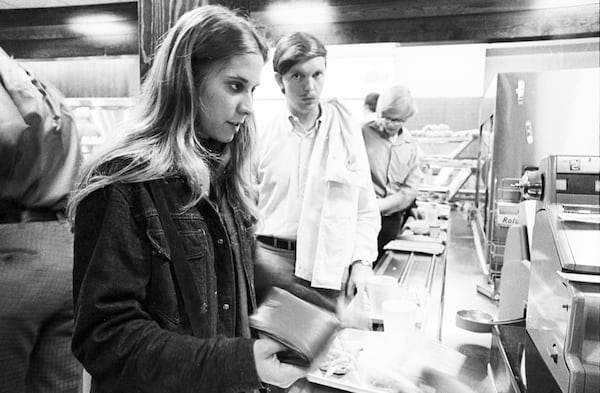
307, 328, 468, 393
306, 329, 393, 393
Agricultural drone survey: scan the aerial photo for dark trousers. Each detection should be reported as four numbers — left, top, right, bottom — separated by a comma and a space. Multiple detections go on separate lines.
254, 241, 338, 313
376, 211, 406, 264
0, 221, 82, 393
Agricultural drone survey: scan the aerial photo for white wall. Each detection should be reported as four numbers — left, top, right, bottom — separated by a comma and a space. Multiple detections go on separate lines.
483, 37, 599, 92
253, 41, 487, 130
253, 37, 599, 132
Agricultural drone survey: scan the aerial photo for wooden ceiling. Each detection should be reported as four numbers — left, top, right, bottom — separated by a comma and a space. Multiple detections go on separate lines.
0, 0, 132, 8
0, 0, 598, 60
0, 1, 138, 58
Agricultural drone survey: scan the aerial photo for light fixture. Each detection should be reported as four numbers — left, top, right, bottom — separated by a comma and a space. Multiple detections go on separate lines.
265, 1, 334, 25
533, 0, 599, 8
68, 14, 134, 36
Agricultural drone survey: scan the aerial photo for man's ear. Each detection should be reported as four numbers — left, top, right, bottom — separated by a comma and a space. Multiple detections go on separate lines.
274, 72, 285, 94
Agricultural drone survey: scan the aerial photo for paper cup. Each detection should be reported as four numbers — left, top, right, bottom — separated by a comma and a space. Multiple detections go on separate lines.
366, 275, 399, 315
382, 299, 418, 341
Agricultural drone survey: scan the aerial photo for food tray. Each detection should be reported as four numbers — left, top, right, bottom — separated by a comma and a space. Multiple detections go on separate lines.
306, 329, 383, 393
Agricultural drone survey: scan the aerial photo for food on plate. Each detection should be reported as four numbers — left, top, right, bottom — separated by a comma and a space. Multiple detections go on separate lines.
363, 372, 423, 393
319, 351, 354, 376
318, 336, 357, 377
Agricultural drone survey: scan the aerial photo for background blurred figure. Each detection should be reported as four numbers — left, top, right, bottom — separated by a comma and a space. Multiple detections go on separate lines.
253, 32, 380, 307
362, 85, 421, 261
67, 6, 304, 392
0, 47, 83, 393
362, 92, 379, 125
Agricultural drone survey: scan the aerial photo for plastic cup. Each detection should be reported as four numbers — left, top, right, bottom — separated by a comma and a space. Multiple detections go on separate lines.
366, 275, 399, 315
424, 205, 439, 227
381, 299, 418, 341
429, 224, 441, 238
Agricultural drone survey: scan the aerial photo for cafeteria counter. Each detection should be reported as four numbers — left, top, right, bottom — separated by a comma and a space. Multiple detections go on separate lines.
304, 208, 497, 393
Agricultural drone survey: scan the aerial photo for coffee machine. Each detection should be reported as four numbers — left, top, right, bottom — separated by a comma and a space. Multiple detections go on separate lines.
523, 155, 599, 393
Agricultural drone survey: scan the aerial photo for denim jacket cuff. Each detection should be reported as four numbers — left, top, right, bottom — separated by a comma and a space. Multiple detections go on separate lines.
224, 337, 262, 390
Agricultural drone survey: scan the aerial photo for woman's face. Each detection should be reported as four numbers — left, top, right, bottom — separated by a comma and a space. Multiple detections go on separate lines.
197, 53, 264, 143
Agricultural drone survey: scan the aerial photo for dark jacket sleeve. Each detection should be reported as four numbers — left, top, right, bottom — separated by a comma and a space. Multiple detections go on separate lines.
72, 185, 260, 393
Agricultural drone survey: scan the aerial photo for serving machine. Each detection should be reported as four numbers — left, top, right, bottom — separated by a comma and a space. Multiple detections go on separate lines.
521, 155, 600, 392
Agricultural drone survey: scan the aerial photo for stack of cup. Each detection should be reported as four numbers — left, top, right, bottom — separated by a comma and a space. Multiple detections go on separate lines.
366, 275, 400, 316
424, 204, 440, 238
381, 299, 418, 350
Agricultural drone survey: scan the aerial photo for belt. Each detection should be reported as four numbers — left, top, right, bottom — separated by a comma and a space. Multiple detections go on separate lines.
256, 235, 296, 251
0, 209, 62, 224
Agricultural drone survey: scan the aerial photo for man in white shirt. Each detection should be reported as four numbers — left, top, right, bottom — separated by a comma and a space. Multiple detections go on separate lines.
253, 32, 380, 304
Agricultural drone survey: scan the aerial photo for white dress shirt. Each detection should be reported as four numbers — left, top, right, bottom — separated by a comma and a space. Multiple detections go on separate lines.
254, 99, 380, 289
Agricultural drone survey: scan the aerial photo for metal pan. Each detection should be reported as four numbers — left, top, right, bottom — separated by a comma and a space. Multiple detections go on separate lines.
455, 309, 525, 333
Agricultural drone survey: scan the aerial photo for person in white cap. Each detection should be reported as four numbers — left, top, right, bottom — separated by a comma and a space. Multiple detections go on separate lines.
362, 85, 422, 260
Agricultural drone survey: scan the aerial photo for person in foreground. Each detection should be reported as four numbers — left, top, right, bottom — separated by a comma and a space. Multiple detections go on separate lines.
68, 6, 305, 393
253, 32, 380, 306
362, 85, 421, 260
0, 47, 83, 393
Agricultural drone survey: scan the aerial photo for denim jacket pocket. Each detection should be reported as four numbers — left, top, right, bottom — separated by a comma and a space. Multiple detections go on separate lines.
146, 226, 210, 329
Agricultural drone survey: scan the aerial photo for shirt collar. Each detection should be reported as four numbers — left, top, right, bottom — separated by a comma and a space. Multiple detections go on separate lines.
286, 104, 323, 137
374, 123, 410, 145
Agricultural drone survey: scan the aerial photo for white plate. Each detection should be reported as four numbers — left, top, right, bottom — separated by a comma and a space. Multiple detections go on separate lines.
306, 329, 393, 393
307, 372, 384, 393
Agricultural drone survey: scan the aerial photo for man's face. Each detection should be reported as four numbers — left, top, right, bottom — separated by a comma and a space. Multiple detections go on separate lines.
275, 56, 326, 117
379, 114, 405, 137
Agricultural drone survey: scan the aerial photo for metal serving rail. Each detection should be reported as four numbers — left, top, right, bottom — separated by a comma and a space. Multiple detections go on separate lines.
374, 226, 448, 342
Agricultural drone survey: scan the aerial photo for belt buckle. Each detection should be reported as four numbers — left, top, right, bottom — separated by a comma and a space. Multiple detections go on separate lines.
275, 237, 291, 250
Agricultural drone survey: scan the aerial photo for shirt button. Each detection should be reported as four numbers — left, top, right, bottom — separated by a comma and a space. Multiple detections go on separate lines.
217, 238, 224, 245
222, 303, 230, 311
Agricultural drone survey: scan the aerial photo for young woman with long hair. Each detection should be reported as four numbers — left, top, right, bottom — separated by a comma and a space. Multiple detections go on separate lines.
68, 6, 305, 392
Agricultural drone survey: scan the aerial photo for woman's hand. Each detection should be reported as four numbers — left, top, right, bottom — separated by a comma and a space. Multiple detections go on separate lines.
253, 337, 306, 387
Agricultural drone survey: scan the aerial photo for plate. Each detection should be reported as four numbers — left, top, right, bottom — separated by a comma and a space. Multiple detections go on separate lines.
307, 329, 381, 393
307, 329, 420, 393
307, 372, 383, 393
307, 328, 468, 393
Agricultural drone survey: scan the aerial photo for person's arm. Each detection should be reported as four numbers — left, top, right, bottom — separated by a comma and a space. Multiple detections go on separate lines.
377, 184, 418, 215
72, 185, 301, 392
377, 144, 422, 215
346, 132, 381, 297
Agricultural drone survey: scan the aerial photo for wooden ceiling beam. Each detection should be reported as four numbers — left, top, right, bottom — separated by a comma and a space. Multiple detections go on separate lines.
0, 1, 597, 62
253, 2, 600, 45
0, 36, 137, 59
0, 1, 138, 59
250, 0, 582, 23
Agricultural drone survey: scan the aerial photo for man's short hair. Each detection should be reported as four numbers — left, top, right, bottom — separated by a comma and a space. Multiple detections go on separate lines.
364, 92, 380, 112
272, 32, 327, 75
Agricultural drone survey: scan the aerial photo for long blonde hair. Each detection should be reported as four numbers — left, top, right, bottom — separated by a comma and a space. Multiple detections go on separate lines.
68, 5, 268, 220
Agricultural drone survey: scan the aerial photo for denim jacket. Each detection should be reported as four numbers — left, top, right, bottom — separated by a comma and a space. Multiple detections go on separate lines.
72, 178, 261, 393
